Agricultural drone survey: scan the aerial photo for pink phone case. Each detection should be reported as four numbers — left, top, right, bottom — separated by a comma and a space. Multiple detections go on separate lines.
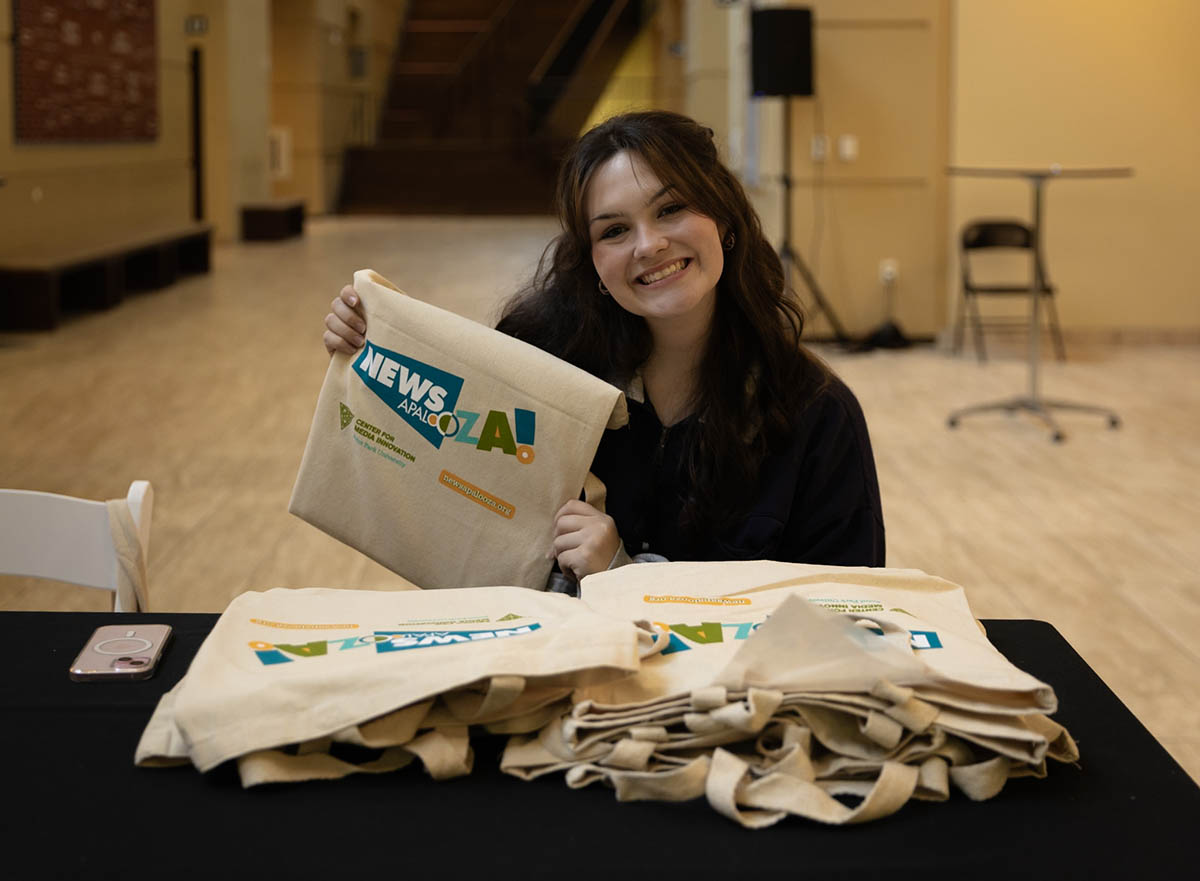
69, 624, 172, 681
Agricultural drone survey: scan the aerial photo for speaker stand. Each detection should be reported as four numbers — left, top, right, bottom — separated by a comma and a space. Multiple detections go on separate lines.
779, 102, 850, 344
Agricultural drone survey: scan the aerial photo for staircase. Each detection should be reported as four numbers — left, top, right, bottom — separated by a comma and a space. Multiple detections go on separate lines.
339, 0, 646, 215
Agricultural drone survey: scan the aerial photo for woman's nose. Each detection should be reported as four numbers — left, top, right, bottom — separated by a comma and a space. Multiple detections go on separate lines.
633, 225, 668, 258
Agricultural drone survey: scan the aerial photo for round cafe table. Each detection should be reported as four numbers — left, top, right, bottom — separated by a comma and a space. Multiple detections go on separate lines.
946, 165, 1132, 442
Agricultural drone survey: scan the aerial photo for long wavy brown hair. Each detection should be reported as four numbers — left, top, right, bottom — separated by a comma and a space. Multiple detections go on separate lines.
496, 110, 829, 535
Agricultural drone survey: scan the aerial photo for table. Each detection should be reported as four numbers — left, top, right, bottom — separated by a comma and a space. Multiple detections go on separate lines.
3, 611, 1196, 878
946, 166, 1132, 442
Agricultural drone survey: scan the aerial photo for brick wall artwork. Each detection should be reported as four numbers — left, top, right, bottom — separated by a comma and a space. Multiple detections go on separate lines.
13, 0, 158, 142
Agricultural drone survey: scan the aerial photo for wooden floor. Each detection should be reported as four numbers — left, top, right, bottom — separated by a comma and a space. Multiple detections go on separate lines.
2, 216, 1197, 784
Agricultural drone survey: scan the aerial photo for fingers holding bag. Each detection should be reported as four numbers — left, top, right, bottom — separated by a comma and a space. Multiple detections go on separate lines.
324, 284, 367, 355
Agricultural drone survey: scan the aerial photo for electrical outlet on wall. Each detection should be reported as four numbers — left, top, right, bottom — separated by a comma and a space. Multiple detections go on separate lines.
837, 134, 859, 162
811, 134, 828, 162
879, 259, 898, 285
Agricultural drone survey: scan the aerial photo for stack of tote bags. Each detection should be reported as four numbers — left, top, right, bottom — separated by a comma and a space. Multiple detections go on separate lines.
137, 562, 1078, 827
501, 561, 1079, 828
135, 586, 652, 786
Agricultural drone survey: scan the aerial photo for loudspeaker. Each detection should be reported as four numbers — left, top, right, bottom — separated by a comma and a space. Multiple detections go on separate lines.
751, 7, 814, 97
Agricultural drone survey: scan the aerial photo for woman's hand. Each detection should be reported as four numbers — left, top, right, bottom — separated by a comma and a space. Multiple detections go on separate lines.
323, 284, 367, 356
552, 499, 622, 581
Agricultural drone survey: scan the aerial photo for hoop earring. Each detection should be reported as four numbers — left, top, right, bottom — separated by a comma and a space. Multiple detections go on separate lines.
723, 232, 736, 251
598, 279, 611, 296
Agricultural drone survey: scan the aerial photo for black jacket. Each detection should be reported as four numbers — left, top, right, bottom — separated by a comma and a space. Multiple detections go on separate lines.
591, 370, 885, 567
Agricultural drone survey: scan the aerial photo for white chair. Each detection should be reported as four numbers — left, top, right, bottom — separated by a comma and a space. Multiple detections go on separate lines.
0, 481, 153, 611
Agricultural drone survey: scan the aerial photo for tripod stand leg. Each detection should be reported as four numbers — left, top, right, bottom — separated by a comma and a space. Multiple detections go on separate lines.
783, 245, 851, 343
1040, 398, 1121, 428
778, 102, 851, 345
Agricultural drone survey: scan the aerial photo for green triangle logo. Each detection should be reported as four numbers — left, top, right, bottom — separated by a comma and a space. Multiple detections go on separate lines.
496, 613, 523, 622
339, 403, 354, 430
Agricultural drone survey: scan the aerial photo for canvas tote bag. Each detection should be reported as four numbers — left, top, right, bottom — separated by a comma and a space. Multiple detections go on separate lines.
289, 269, 627, 591
573, 560, 1056, 713
135, 585, 647, 783
501, 561, 1077, 827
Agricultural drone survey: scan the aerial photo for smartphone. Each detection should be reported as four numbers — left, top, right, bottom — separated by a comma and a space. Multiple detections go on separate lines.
69, 623, 172, 681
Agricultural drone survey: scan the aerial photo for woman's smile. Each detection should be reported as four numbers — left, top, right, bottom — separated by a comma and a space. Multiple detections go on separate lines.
636, 258, 690, 286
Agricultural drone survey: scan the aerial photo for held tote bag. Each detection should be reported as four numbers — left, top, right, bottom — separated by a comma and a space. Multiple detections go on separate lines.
289, 270, 627, 591
135, 586, 649, 785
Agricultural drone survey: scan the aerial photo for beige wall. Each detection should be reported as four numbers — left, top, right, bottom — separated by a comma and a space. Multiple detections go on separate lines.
685, 0, 952, 338
797, 1, 952, 339
0, 0, 193, 252
0, 0, 274, 248
4, 0, 1195, 335
269, 0, 406, 214
0, 0, 403, 248
952, 0, 1200, 334
683, 0, 1200, 337
186, 0, 272, 241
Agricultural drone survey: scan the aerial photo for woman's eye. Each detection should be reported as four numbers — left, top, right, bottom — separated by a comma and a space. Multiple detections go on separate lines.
660, 203, 685, 217
599, 225, 626, 240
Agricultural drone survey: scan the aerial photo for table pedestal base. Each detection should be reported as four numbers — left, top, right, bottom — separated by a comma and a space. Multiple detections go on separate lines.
948, 395, 1121, 443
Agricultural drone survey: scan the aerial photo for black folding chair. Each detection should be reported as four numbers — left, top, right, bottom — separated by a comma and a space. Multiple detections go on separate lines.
953, 219, 1066, 363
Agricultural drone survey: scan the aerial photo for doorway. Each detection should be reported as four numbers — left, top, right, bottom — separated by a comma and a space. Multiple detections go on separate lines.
189, 47, 204, 222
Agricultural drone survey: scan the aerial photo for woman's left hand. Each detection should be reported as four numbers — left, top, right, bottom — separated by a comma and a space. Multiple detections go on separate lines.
551, 500, 622, 581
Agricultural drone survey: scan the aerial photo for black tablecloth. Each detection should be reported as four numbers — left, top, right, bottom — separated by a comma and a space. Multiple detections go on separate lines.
2, 612, 1196, 878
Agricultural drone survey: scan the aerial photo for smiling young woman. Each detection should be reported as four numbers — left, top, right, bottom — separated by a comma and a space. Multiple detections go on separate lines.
325, 111, 885, 585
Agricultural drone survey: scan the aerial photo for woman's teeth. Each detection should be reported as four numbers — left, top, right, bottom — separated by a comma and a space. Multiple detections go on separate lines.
639, 259, 687, 284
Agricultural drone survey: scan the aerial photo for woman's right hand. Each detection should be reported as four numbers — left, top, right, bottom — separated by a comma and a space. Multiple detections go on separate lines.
323, 284, 367, 356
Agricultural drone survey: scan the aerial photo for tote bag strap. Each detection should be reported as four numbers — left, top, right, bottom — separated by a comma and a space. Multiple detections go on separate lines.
583, 471, 607, 512
106, 498, 148, 612
706, 748, 920, 828
237, 745, 415, 787
236, 725, 474, 787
